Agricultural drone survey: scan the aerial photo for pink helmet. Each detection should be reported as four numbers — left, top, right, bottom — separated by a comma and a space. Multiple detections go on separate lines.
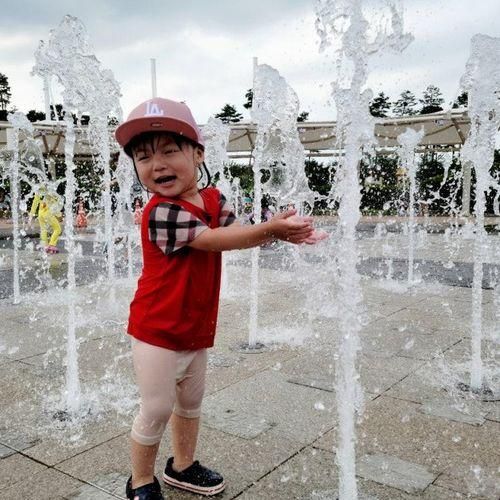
115, 97, 204, 151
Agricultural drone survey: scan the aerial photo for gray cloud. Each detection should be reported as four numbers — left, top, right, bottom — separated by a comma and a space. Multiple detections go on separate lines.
0, 0, 310, 38
1, 0, 500, 122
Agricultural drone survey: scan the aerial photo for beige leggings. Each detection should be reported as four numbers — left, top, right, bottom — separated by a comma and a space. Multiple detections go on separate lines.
131, 338, 207, 446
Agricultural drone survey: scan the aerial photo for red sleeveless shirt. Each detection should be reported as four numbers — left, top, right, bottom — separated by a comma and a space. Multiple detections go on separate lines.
127, 188, 225, 350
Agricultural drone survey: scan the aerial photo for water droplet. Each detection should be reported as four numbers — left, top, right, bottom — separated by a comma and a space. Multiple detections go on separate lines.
404, 339, 415, 350
314, 401, 325, 411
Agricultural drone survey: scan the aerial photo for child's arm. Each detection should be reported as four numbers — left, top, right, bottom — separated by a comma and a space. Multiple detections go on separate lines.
29, 193, 40, 217
188, 209, 313, 252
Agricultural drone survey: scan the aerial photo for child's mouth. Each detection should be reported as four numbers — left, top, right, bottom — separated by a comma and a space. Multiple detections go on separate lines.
155, 175, 176, 185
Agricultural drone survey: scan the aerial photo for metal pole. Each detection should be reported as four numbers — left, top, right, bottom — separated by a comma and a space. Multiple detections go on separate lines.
6, 128, 20, 304
248, 56, 262, 349
151, 58, 157, 98
462, 161, 472, 216
43, 76, 51, 121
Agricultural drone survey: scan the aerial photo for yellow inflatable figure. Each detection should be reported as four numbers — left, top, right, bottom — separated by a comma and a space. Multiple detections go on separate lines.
29, 185, 63, 254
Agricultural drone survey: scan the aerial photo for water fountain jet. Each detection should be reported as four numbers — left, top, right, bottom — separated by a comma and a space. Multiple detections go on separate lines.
459, 34, 500, 394
315, 1, 412, 497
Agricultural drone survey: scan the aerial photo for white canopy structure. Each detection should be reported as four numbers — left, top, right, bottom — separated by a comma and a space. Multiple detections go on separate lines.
0, 109, 470, 159
226, 110, 470, 159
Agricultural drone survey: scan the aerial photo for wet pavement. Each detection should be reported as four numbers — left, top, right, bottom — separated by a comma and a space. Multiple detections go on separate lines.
0, 217, 499, 499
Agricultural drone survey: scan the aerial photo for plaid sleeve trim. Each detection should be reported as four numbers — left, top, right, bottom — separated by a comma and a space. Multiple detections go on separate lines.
149, 203, 208, 254
219, 193, 237, 227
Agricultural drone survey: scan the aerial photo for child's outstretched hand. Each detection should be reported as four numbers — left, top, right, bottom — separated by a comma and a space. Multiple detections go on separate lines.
267, 209, 314, 244
303, 229, 329, 245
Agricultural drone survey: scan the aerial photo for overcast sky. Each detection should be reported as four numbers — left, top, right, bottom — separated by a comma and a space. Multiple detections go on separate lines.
1, 0, 499, 123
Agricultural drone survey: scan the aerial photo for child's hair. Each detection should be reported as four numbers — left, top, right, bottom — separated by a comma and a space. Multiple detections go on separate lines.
126, 131, 212, 191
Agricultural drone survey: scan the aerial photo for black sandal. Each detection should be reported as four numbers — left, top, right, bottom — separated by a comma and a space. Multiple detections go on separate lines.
126, 476, 164, 500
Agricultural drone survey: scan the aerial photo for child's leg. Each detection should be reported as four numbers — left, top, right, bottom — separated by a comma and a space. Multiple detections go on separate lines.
38, 214, 48, 246
170, 414, 200, 471
171, 349, 207, 471
130, 440, 160, 488
131, 339, 177, 488
48, 214, 62, 246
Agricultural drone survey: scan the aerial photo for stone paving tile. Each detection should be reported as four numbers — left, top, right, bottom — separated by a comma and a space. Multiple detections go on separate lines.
358, 354, 423, 395
422, 485, 490, 500
360, 322, 463, 360
485, 403, 500, 422
434, 467, 500, 500
437, 338, 499, 387
357, 453, 437, 494
55, 434, 130, 484
0, 315, 66, 361
65, 484, 119, 499
21, 333, 133, 383
57, 423, 305, 499
278, 349, 336, 383
0, 452, 47, 489
365, 299, 418, 319
0, 443, 16, 458
367, 315, 446, 338
385, 366, 454, 405
64, 471, 129, 499
395, 335, 463, 361
205, 346, 299, 395
418, 399, 487, 426
0, 358, 132, 467
377, 308, 466, 335
314, 396, 499, 482
203, 369, 338, 446
386, 347, 498, 405
0, 467, 85, 500
0, 431, 38, 455
0, 292, 129, 363
362, 285, 428, 313
357, 232, 500, 266
0, 360, 45, 405
236, 446, 434, 500
23, 417, 130, 467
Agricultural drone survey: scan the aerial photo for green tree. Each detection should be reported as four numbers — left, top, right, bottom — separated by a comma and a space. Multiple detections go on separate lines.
360, 154, 400, 213
27, 110, 46, 122
419, 85, 444, 114
0, 72, 12, 121
297, 111, 309, 122
215, 104, 243, 124
226, 162, 253, 194
393, 90, 418, 116
50, 104, 65, 120
416, 154, 464, 214
243, 89, 253, 110
452, 91, 468, 109
369, 92, 391, 117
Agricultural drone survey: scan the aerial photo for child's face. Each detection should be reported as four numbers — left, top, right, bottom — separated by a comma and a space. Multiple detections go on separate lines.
132, 134, 204, 199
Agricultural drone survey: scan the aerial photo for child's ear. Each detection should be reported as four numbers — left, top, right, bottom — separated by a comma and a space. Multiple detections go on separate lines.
195, 147, 205, 164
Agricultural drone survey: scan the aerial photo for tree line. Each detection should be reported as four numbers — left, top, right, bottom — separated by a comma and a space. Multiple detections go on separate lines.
369, 86, 468, 118
1, 71, 466, 124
